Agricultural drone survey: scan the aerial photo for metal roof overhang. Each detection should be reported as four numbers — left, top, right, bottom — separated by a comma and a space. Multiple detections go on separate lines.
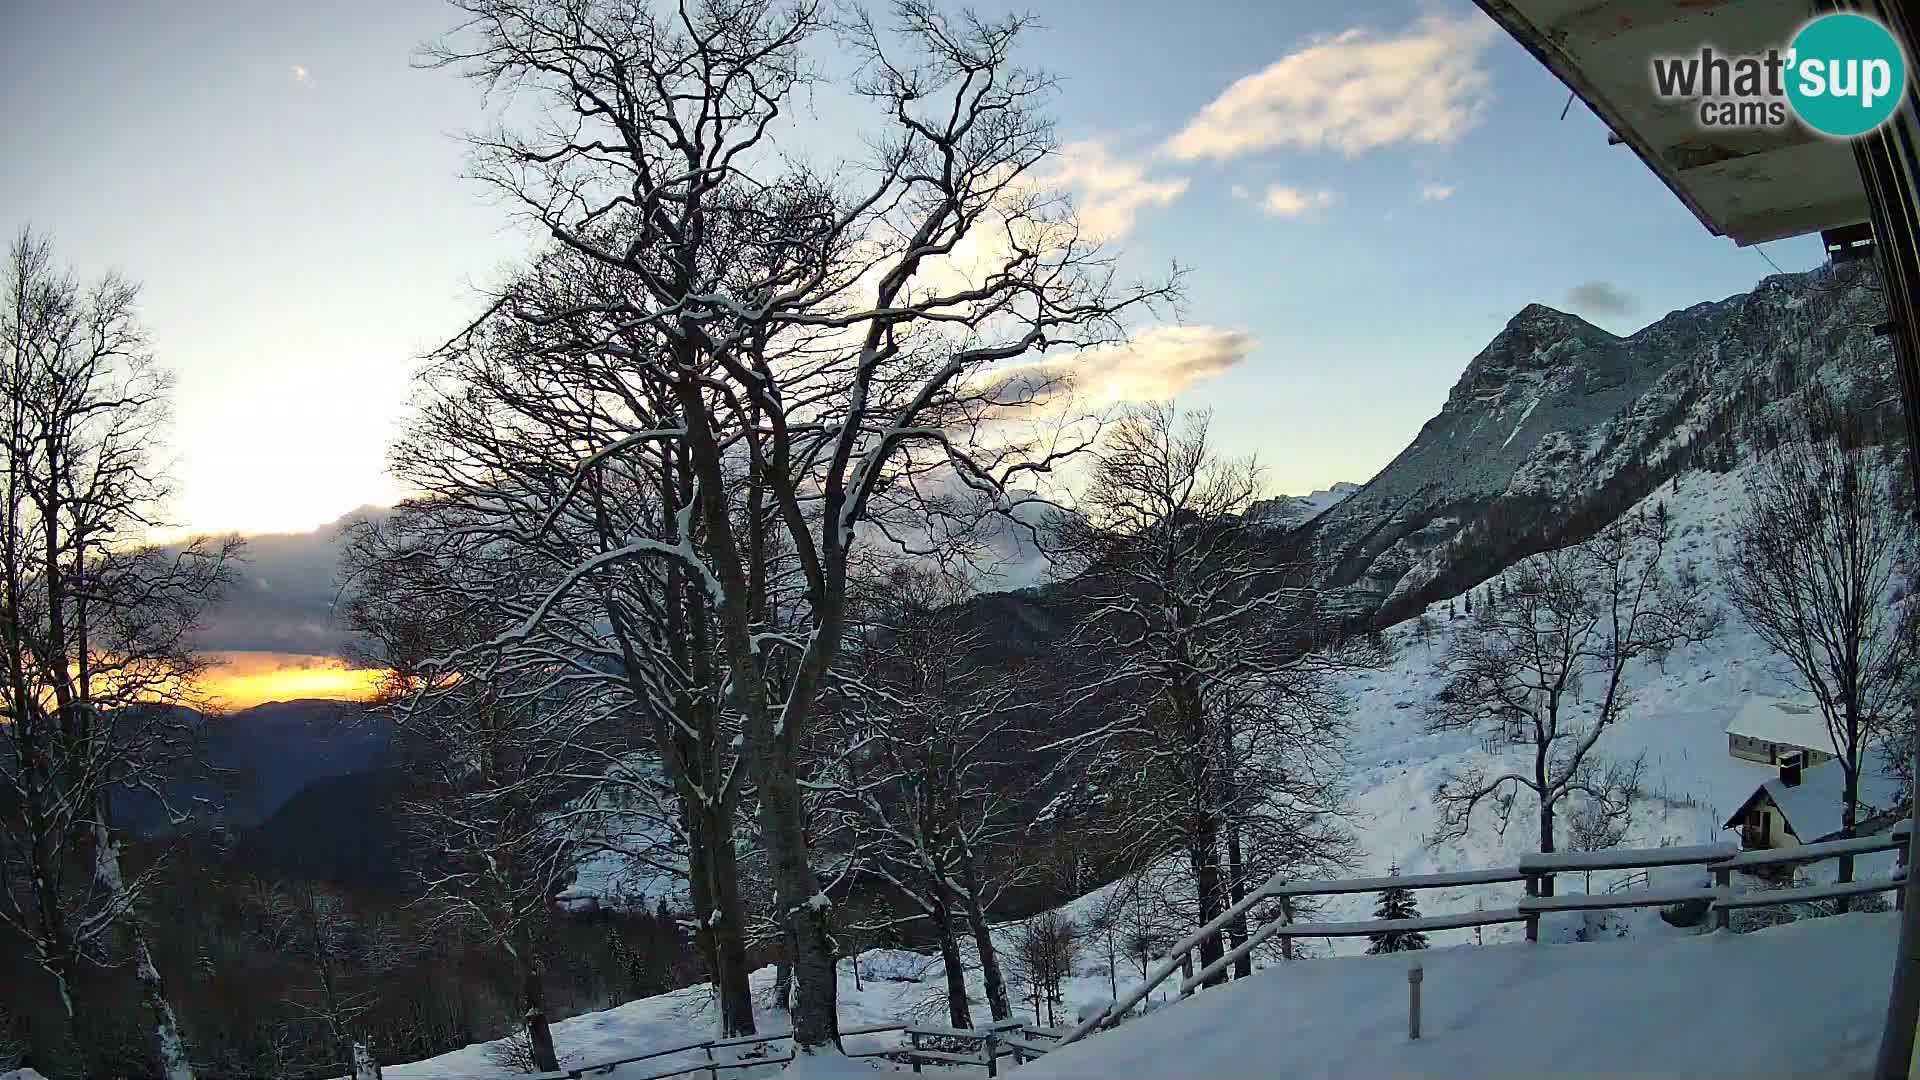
1474, 0, 1870, 245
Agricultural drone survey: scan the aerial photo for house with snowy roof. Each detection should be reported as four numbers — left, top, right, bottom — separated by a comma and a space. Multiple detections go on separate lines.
1725, 697, 1836, 770
1723, 754, 1906, 852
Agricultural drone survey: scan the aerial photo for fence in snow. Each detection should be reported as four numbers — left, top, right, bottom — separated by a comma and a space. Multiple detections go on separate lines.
522, 1017, 1074, 1080
1054, 822, 1913, 1048
509, 826, 1910, 1077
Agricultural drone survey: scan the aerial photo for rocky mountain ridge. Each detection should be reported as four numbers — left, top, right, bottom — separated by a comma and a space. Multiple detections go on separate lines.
1299, 258, 1893, 624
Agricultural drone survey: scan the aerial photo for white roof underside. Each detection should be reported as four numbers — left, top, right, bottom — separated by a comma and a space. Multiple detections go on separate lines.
1474, 0, 1869, 245
1725, 697, 1831, 749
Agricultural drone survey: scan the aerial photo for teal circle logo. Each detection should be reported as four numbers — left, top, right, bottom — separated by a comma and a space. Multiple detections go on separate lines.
1786, 13, 1906, 137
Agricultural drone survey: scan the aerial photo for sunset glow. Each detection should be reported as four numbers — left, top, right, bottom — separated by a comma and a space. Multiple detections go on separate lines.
200, 651, 384, 710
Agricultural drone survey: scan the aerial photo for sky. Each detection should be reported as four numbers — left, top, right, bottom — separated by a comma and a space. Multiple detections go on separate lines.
1, 0, 1830, 704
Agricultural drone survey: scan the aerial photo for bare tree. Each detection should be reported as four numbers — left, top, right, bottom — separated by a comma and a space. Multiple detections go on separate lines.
341, 546, 589, 1078
0, 229, 238, 1080
246, 880, 411, 1077
404, 678, 588, 1074
1010, 912, 1077, 1027
1566, 776, 1641, 894
1724, 383, 1919, 889
827, 565, 1029, 1026
346, 255, 768, 1037
1428, 506, 1714, 888
419, 0, 1176, 1053
1043, 403, 1358, 984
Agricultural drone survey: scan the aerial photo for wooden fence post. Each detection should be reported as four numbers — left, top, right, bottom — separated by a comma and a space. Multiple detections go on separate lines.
1179, 949, 1195, 997
1524, 873, 1539, 943
1407, 961, 1423, 1040
1900, 840, 1910, 912
984, 1029, 998, 1078
1713, 867, 1732, 930
910, 1030, 921, 1074
1280, 896, 1296, 961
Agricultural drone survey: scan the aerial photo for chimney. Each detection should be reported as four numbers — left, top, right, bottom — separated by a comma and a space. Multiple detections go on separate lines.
1780, 753, 1804, 788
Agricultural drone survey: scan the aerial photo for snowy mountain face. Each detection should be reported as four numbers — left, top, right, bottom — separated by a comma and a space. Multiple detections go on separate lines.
1305, 260, 1892, 624
1247, 481, 1360, 529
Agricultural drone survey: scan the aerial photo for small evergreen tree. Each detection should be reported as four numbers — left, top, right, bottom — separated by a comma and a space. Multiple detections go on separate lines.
1366, 867, 1429, 955
1464, 590, 1473, 616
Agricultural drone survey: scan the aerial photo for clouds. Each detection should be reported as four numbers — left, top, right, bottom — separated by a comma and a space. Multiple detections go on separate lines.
1048, 141, 1188, 240
1062, 14, 1493, 232
185, 508, 381, 655
198, 651, 383, 709
1260, 185, 1340, 217
1163, 14, 1497, 160
986, 325, 1255, 409
1566, 280, 1638, 317
290, 64, 311, 85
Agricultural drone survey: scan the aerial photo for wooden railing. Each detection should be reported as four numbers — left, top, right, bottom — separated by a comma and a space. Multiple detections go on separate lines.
1055, 822, 1912, 1049
526, 1017, 1071, 1080
517, 827, 1914, 1076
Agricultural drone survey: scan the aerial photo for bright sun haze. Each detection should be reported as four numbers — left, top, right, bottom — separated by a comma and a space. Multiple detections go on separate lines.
199, 651, 384, 710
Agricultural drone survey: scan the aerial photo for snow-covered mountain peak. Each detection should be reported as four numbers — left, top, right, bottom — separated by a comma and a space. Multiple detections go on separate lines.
1305, 258, 1890, 624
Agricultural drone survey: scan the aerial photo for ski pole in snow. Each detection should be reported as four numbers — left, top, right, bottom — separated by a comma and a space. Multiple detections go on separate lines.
1408, 960, 1423, 1040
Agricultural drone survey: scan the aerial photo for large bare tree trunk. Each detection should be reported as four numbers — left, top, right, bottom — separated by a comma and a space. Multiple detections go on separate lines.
934, 907, 972, 1030
522, 961, 560, 1073
705, 821, 757, 1035
1188, 830, 1226, 986
95, 810, 196, 1080
132, 925, 193, 1080
1537, 748, 1558, 898
1537, 794, 1559, 898
1226, 823, 1252, 980
957, 855, 1011, 1021
755, 763, 839, 1049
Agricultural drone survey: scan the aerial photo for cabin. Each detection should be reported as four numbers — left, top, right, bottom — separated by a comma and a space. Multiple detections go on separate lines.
1723, 756, 1906, 852
1725, 698, 1835, 769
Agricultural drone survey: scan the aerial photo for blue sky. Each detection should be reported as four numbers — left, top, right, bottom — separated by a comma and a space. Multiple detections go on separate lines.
2, 0, 1827, 537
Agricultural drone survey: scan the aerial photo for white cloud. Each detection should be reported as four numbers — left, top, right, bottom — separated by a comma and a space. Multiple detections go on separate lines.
1163, 14, 1497, 160
1419, 183, 1457, 201
1046, 141, 1188, 240
1260, 185, 1340, 217
290, 64, 311, 84
984, 325, 1255, 408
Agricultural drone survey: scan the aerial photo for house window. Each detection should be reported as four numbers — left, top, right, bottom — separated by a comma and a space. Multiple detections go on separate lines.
1760, 810, 1772, 839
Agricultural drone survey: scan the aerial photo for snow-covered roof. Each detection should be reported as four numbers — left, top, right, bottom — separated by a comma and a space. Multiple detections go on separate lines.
1724, 698, 1831, 752
1737, 757, 1907, 843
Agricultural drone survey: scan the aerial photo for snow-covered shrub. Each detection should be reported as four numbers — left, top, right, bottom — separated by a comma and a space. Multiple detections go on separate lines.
858, 949, 934, 984
483, 1027, 577, 1074
1729, 872, 1892, 934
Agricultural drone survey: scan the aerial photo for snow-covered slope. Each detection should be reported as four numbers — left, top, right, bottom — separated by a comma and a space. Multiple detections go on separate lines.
1313, 457, 1903, 945
1019, 912, 1899, 1080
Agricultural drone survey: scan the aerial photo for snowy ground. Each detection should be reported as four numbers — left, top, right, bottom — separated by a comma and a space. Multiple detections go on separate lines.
1018, 913, 1902, 1080
388, 463, 1912, 1078
378, 912, 1903, 1080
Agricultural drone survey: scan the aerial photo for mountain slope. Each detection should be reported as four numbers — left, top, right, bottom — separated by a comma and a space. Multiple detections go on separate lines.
1306, 260, 1892, 623
114, 698, 394, 835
